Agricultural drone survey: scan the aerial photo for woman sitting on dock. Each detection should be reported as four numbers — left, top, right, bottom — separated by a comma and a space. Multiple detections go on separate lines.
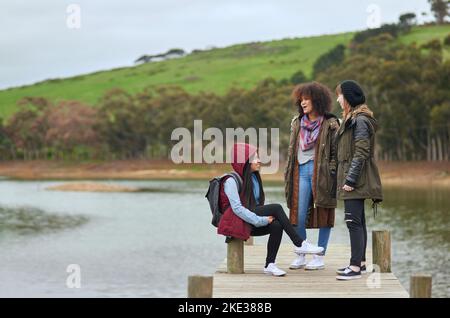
218, 143, 324, 277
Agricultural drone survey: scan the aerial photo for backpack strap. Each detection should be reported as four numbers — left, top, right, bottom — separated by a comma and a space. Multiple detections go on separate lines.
222, 172, 243, 193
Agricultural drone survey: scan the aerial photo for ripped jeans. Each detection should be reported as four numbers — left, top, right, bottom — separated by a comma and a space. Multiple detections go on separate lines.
344, 199, 367, 267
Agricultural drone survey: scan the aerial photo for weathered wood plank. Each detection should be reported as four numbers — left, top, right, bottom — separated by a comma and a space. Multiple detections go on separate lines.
213, 244, 409, 298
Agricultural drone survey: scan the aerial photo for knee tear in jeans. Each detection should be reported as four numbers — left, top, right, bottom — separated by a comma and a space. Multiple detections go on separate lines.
345, 214, 354, 223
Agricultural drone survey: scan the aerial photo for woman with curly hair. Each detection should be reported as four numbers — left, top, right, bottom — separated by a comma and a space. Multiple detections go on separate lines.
284, 82, 340, 271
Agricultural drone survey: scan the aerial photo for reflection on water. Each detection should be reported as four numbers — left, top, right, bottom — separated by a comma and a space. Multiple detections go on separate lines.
0, 180, 226, 298
0, 206, 88, 236
376, 186, 450, 298
0, 180, 448, 297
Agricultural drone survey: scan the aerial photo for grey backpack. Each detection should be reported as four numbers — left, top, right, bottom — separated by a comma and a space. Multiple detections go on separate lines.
205, 172, 243, 227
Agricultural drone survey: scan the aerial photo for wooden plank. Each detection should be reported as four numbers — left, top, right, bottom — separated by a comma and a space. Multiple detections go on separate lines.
213, 244, 409, 298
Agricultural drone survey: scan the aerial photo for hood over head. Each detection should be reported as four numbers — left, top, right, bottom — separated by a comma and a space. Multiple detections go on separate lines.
231, 143, 258, 178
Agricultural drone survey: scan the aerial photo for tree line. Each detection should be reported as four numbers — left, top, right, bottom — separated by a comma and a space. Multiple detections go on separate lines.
0, 81, 293, 161
315, 35, 450, 161
1, 22, 449, 162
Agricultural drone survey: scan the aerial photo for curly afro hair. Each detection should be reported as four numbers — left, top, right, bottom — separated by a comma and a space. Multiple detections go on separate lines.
292, 82, 333, 116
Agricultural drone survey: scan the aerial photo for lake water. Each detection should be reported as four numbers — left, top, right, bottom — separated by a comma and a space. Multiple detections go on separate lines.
0, 179, 448, 297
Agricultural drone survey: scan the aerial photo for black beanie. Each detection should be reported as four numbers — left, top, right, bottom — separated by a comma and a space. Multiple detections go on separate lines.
340, 80, 366, 108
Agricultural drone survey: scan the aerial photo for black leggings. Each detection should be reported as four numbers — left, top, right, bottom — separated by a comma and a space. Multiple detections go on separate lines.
252, 203, 304, 267
344, 199, 367, 267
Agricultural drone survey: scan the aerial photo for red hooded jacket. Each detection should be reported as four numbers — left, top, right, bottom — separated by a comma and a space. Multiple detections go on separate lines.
217, 143, 258, 240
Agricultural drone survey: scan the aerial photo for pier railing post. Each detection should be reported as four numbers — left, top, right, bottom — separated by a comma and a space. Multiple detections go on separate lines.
410, 274, 432, 298
372, 230, 391, 273
187, 275, 213, 298
227, 239, 244, 274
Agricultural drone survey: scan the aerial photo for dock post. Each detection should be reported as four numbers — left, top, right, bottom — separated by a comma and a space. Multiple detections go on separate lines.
187, 275, 213, 298
372, 230, 391, 273
245, 236, 254, 246
227, 239, 244, 274
410, 274, 432, 298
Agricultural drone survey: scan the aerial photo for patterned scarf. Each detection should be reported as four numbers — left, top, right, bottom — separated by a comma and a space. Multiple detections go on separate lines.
299, 115, 323, 151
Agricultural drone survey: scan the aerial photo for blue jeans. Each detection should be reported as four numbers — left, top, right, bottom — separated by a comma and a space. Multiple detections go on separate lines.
296, 160, 331, 254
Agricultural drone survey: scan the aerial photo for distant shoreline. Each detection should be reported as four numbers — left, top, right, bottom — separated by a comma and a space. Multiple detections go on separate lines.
0, 160, 448, 188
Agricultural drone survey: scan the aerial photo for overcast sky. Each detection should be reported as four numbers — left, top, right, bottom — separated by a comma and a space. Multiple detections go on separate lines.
0, 0, 433, 89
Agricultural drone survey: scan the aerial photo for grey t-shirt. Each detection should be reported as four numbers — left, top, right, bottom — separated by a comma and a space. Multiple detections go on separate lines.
298, 145, 315, 165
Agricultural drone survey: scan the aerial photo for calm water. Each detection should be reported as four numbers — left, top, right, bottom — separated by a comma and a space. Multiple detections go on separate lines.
0, 179, 448, 297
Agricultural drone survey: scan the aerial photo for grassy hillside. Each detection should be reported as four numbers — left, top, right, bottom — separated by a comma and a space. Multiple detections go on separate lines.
0, 25, 449, 119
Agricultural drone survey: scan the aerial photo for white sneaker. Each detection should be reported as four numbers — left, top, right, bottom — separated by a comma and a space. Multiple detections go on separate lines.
294, 240, 324, 255
305, 255, 325, 270
289, 254, 307, 269
264, 263, 287, 277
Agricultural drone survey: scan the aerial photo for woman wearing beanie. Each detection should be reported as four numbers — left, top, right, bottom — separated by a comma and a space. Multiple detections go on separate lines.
334, 80, 383, 280
284, 82, 340, 271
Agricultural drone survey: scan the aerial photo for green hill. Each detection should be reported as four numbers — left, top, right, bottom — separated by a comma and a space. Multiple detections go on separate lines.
0, 24, 449, 119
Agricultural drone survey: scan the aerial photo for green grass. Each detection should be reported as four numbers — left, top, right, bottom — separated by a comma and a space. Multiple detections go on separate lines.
0, 25, 449, 119
399, 24, 450, 60
399, 24, 450, 45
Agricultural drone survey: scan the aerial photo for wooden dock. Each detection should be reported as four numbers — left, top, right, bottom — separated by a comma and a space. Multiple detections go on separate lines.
213, 244, 409, 298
